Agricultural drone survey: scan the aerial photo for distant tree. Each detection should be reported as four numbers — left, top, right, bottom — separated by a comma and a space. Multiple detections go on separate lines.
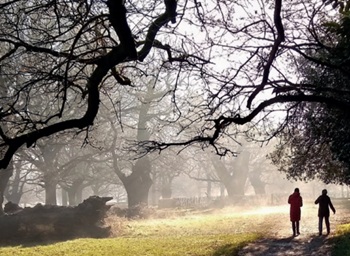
20, 137, 102, 205
0, 161, 12, 214
151, 149, 185, 201
4, 158, 32, 204
210, 151, 250, 198
109, 79, 173, 208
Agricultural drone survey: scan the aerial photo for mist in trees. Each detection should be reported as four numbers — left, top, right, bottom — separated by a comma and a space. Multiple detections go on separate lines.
1, 0, 350, 212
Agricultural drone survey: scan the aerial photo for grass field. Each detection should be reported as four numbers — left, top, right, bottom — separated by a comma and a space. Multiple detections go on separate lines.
0, 234, 259, 256
0, 207, 267, 256
0, 203, 349, 256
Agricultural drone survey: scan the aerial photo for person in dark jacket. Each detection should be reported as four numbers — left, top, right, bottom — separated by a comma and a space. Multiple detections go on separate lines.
288, 188, 303, 236
315, 189, 336, 235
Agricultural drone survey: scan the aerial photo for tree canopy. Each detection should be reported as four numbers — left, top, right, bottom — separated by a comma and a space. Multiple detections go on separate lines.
270, 6, 350, 184
1, 0, 350, 174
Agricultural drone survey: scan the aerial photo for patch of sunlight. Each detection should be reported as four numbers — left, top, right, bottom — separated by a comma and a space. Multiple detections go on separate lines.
244, 206, 286, 215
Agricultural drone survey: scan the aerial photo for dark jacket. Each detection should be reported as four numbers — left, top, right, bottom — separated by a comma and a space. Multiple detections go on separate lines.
315, 194, 335, 217
288, 192, 303, 221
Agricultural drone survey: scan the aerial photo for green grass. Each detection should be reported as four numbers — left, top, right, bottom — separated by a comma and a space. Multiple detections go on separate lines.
329, 199, 350, 255
0, 209, 264, 256
331, 223, 350, 256
3, 203, 349, 256
0, 234, 259, 256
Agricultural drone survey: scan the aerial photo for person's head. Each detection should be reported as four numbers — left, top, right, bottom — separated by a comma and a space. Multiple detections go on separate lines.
322, 189, 327, 195
294, 188, 299, 193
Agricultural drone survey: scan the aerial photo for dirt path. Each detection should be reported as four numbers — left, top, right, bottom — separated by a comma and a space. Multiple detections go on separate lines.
237, 202, 348, 256
238, 234, 333, 256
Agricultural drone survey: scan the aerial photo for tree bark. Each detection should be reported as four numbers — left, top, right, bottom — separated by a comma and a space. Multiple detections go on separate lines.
44, 179, 57, 205
211, 151, 250, 199
61, 189, 68, 206
0, 162, 13, 215
4, 160, 25, 204
123, 157, 153, 208
249, 170, 266, 195
160, 175, 173, 199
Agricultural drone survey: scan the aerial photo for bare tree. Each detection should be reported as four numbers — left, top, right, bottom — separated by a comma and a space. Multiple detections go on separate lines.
1, 0, 349, 189
139, 1, 350, 156
0, 0, 183, 169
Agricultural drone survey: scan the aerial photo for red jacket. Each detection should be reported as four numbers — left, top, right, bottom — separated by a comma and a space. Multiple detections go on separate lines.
288, 192, 303, 221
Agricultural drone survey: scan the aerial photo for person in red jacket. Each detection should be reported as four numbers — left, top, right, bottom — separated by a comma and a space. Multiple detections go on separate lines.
288, 188, 303, 236
315, 189, 336, 236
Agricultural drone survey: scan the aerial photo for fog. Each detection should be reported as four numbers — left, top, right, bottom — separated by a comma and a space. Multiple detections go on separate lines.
5, 140, 347, 211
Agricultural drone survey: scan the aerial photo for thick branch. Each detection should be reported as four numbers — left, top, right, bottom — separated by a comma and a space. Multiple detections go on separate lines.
0, 45, 131, 170
247, 0, 285, 109
140, 94, 350, 153
138, 2, 177, 61
106, 0, 137, 59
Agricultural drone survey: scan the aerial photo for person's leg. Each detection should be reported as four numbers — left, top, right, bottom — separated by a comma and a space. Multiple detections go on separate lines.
318, 217, 323, 235
292, 221, 296, 236
325, 216, 330, 235
296, 221, 300, 235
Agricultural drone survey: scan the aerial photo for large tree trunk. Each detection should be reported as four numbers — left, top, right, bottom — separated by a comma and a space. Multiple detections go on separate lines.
123, 157, 152, 208
211, 151, 250, 200
249, 170, 266, 195
61, 189, 68, 206
160, 175, 173, 199
67, 183, 84, 206
4, 160, 24, 204
67, 190, 77, 206
206, 180, 212, 198
0, 162, 13, 215
76, 186, 83, 204
44, 179, 57, 205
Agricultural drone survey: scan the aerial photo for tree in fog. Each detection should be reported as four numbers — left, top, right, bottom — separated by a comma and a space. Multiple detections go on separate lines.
0, 0, 184, 169
247, 142, 280, 195
140, 1, 350, 160
184, 139, 282, 198
0, 161, 12, 214
20, 139, 69, 205
151, 149, 186, 201
2, 0, 350, 200
4, 157, 34, 205
19, 136, 107, 205
0, 0, 338, 166
57, 146, 107, 206
182, 144, 250, 199
101, 73, 182, 208
210, 151, 250, 197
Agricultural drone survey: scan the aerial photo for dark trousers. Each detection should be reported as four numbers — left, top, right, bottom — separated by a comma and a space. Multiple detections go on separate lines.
292, 221, 300, 236
319, 216, 330, 234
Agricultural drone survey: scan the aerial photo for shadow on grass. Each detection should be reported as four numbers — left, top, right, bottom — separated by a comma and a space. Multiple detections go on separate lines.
213, 235, 331, 256
328, 232, 350, 256
0, 237, 76, 248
